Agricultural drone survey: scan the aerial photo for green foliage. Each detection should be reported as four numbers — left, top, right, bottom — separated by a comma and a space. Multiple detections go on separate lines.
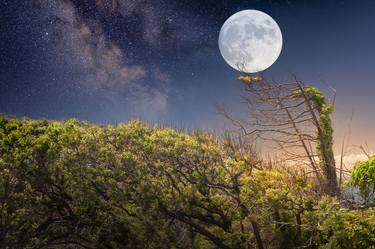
293, 86, 337, 195
0, 116, 373, 248
292, 86, 327, 112
237, 75, 263, 85
318, 204, 375, 249
350, 156, 375, 205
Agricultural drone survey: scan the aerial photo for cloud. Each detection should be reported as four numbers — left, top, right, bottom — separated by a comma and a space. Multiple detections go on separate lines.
94, 0, 166, 45
128, 85, 169, 116
89, 0, 214, 49
95, 0, 120, 17
120, 66, 147, 82
40, 0, 147, 87
153, 68, 170, 83
38, 0, 170, 115
335, 153, 370, 169
36, 0, 216, 117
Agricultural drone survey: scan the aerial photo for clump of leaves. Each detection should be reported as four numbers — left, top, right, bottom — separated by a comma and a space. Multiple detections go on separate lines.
350, 155, 375, 205
237, 75, 263, 85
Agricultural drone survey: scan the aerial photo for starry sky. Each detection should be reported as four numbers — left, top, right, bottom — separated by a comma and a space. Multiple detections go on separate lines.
1, 0, 375, 153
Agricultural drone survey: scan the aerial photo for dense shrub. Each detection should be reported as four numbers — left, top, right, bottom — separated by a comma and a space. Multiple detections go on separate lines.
350, 155, 375, 206
0, 116, 374, 248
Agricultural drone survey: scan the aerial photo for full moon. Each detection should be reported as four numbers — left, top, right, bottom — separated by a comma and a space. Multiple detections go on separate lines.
219, 10, 283, 73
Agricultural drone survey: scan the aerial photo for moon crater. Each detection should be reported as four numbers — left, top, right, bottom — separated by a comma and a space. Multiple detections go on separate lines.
219, 10, 283, 73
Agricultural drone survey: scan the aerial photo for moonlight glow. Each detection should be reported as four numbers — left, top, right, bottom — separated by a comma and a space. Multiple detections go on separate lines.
219, 10, 283, 73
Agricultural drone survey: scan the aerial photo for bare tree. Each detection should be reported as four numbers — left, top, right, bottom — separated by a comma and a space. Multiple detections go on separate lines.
220, 75, 338, 196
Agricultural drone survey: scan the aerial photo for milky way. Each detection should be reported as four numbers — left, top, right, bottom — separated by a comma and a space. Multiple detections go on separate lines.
0, 0, 231, 122
1, 0, 375, 152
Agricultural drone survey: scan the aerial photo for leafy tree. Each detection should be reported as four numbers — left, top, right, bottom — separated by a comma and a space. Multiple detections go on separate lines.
316, 199, 375, 249
222, 76, 338, 196
0, 116, 373, 249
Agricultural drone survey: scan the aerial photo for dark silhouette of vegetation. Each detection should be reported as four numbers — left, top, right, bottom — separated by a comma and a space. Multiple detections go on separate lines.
0, 116, 374, 249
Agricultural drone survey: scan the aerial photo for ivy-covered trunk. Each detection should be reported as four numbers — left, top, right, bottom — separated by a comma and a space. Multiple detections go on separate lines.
296, 84, 338, 196
232, 76, 339, 197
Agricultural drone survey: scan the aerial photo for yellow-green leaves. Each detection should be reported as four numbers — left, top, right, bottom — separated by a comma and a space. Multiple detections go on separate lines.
0, 115, 373, 249
350, 155, 375, 205
237, 75, 263, 85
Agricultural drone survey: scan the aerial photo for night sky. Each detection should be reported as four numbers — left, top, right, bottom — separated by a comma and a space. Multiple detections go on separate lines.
1, 0, 375, 154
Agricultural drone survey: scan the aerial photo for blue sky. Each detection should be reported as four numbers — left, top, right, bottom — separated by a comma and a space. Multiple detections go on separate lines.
1, 0, 374, 154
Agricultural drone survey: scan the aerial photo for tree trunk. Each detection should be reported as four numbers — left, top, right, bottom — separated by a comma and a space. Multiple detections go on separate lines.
250, 219, 265, 249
